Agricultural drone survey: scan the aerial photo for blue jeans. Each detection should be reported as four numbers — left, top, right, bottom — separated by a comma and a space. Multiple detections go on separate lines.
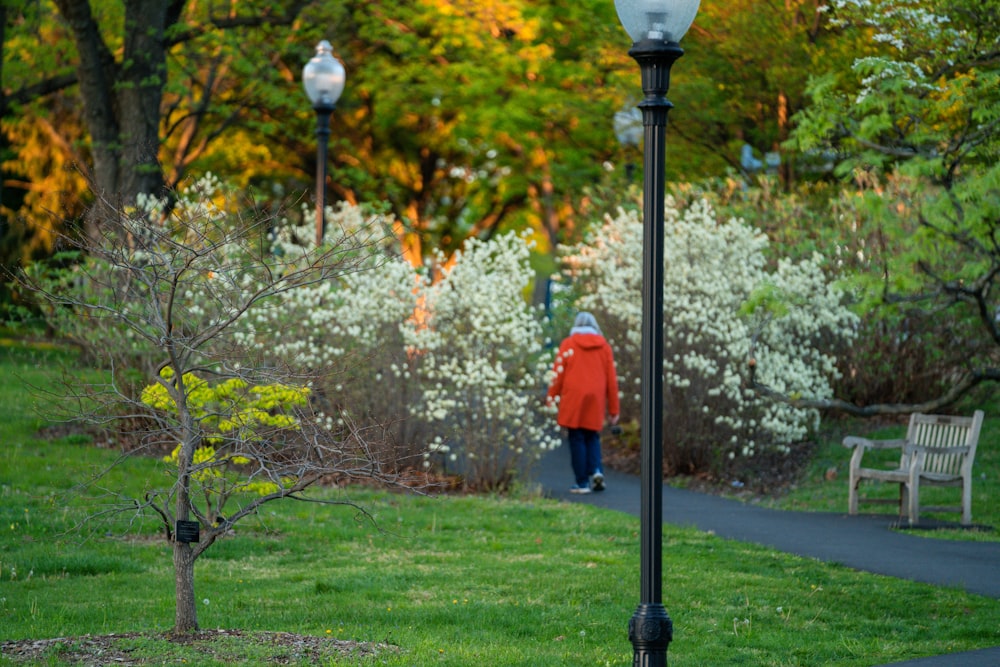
567, 428, 602, 487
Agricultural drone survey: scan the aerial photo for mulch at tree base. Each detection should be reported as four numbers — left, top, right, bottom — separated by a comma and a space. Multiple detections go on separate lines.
0, 629, 396, 666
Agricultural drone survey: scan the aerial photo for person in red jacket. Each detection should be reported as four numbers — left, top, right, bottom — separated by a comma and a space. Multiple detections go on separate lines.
547, 312, 620, 494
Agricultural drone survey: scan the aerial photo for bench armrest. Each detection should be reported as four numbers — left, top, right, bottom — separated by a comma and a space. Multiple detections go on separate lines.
842, 436, 907, 451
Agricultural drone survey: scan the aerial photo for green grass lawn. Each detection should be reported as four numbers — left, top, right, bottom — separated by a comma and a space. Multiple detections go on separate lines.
2, 343, 1000, 666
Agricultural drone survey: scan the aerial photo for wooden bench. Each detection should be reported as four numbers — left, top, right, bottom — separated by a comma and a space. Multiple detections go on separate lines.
844, 411, 984, 526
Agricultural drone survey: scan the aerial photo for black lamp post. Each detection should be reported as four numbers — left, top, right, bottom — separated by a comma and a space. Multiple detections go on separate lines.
302, 40, 346, 248
613, 0, 699, 665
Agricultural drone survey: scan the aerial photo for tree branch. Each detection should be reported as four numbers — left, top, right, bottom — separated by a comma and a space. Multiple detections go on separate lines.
2, 0, 312, 115
747, 357, 1000, 416
164, 1, 312, 49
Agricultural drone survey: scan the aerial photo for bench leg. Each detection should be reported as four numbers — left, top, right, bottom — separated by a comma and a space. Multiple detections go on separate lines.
848, 473, 859, 515
907, 479, 919, 526
962, 479, 972, 526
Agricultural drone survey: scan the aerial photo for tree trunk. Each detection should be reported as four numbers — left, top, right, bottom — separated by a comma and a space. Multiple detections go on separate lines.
173, 431, 199, 632
119, 0, 169, 201
173, 386, 200, 632
52, 0, 174, 242
52, 0, 122, 241
172, 541, 199, 632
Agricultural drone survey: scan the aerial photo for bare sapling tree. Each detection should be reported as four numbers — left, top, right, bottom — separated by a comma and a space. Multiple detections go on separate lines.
19, 181, 426, 632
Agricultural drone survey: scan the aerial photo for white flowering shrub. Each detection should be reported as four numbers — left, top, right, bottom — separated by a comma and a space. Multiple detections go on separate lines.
34, 175, 564, 490
561, 198, 858, 475
228, 202, 432, 469
228, 203, 558, 489
403, 233, 561, 490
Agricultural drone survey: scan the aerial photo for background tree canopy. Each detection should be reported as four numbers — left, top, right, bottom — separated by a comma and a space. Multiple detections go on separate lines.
2, 0, 631, 265
2, 0, 859, 265
788, 0, 1000, 409
3, 0, 998, 411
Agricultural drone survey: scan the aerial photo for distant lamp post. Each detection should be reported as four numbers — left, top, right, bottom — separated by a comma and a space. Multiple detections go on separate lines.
614, 105, 644, 180
740, 144, 763, 174
612, 0, 699, 665
302, 40, 346, 248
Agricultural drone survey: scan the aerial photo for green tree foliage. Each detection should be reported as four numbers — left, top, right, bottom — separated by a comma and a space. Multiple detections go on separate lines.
279, 0, 634, 264
2, 0, 633, 269
8, 0, 871, 275
790, 0, 1000, 407
675, 0, 873, 183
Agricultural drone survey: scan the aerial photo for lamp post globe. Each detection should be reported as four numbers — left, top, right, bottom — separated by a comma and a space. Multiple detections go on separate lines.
613, 0, 699, 665
614, 0, 699, 43
302, 40, 346, 248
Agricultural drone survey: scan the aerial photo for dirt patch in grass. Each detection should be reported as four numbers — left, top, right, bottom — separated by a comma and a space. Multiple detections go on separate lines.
0, 629, 396, 665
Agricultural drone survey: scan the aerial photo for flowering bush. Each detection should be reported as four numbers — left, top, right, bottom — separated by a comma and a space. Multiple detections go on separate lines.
560, 198, 857, 475
402, 234, 561, 489
226, 202, 428, 469
216, 200, 558, 489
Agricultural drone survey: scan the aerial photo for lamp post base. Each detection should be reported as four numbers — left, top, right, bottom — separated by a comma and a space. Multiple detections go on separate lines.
629, 602, 673, 666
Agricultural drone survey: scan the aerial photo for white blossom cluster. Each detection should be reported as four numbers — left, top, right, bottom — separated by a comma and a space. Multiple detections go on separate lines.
827, 0, 960, 103
222, 203, 425, 471
236, 204, 418, 370
401, 232, 561, 488
852, 57, 938, 105
232, 204, 558, 489
43, 176, 558, 489
560, 199, 858, 469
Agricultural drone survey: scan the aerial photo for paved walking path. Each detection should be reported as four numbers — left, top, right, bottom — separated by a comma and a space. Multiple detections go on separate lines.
533, 445, 1000, 667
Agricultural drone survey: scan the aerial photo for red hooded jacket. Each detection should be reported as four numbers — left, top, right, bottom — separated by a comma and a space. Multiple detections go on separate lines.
547, 332, 620, 431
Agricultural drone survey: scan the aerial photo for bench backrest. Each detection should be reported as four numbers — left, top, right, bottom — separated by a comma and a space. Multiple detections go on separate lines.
904, 411, 985, 476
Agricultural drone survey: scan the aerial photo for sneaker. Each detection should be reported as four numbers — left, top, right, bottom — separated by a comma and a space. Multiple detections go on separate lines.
591, 471, 605, 492
569, 485, 592, 494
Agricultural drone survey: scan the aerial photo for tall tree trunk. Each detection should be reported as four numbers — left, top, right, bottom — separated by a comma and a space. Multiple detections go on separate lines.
52, 0, 122, 241
120, 0, 169, 201
52, 0, 174, 241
